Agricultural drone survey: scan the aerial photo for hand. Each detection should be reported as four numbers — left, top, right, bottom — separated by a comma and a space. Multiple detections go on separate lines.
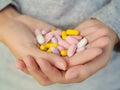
65, 18, 119, 81
0, 6, 67, 85
14, 18, 119, 85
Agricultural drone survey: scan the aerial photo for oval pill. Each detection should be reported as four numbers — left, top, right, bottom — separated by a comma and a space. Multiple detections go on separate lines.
77, 38, 88, 48
72, 35, 82, 40
47, 48, 52, 53
60, 50, 67, 57
62, 31, 67, 40
67, 44, 77, 57
51, 37, 58, 43
66, 36, 79, 45
41, 27, 51, 35
36, 34, 45, 44
45, 43, 58, 48
40, 45, 47, 51
57, 46, 64, 51
66, 29, 80, 35
77, 46, 85, 52
56, 36, 70, 49
51, 46, 60, 55
45, 32, 54, 43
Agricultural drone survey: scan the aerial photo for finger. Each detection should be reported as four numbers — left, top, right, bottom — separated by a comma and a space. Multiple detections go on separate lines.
86, 36, 110, 48
85, 29, 108, 43
36, 58, 65, 83
31, 47, 67, 71
16, 15, 55, 31
68, 48, 102, 67
80, 27, 98, 36
14, 60, 29, 74
23, 55, 54, 86
66, 47, 110, 81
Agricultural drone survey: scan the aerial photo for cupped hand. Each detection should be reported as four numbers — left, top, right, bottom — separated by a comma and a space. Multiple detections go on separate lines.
14, 18, 120, 85
0, 8, 68, 85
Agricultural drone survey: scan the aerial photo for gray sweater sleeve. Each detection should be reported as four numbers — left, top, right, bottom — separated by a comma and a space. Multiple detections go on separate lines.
92, 0, 120, 39
0, 0, 13, 10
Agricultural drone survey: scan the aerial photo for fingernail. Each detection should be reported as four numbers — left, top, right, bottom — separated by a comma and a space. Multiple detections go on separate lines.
66, 72, 78, 80
55, 62, 66, 70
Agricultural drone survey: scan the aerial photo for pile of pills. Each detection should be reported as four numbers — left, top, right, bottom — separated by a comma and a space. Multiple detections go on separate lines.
35, 27, 88, 57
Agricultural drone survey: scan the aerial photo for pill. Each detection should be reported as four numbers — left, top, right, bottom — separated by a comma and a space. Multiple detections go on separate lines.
57, 46, 64, 51
51, 37, 58, 43
67, 44, 77, 57
40, 45, 47, 51
45, 32, 54, 43
36, 33, 45, 44
56, 36, 70, 49
60, 50, 67, 57
55, 29, 62, 35
77, 38, 88, 48
77, 46, 85, 52
47, 48, 52, 53
62, 31, 67, 40
72, 35, 82, 40
66, 29, 80, 35
41, 27, 51, 35
45, 43, 58, 48
66, 36, 79, 45
51, 46, 60, 55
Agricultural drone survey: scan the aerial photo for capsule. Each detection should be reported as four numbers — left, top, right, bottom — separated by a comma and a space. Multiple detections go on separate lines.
39, 45, 47, 51
66, 29, 80, 35
62, 31, 67, 40
67, 44, 77, 57
77, 38, 88, 48
60, 50, 67, 57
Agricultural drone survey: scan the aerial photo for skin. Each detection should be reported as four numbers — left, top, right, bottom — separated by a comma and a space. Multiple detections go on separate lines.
0, 6, 119, 86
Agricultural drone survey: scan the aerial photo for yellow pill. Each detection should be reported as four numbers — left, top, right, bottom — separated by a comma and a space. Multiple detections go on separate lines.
51, 29, 56, 32
62, 31, 67, 40
47, 48, 51, 53
40, 45, 47, 51
45, 43, 58, 48
66, 29, 80, 35
60, 50, 67, 57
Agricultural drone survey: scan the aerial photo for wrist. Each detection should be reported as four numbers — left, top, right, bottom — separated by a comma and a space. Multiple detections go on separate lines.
0, 5, 21, 42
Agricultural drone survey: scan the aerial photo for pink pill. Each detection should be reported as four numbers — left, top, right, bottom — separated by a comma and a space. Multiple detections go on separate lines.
52, 37, 58, 43
72, 36, 82, 40
55, 29, 62, 35
45, 32, 54, 43
35, 29, 41, 36
51, 46, 60, 55
41, 27, 51, 35
56, 36, 70, 49
66, 36, 79, 45
76, 46, 85, 52
57, 46, 64, 51
67, 44, 77, 57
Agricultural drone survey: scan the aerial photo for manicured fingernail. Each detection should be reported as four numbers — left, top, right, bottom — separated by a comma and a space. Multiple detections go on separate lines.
55, 62, 66, 70
66, 72, 78, 80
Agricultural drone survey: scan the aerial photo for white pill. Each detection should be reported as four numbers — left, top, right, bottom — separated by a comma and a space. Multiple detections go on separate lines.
77, 46, 85, 52
36, 34, 45, 44
77, 38, 88, 48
